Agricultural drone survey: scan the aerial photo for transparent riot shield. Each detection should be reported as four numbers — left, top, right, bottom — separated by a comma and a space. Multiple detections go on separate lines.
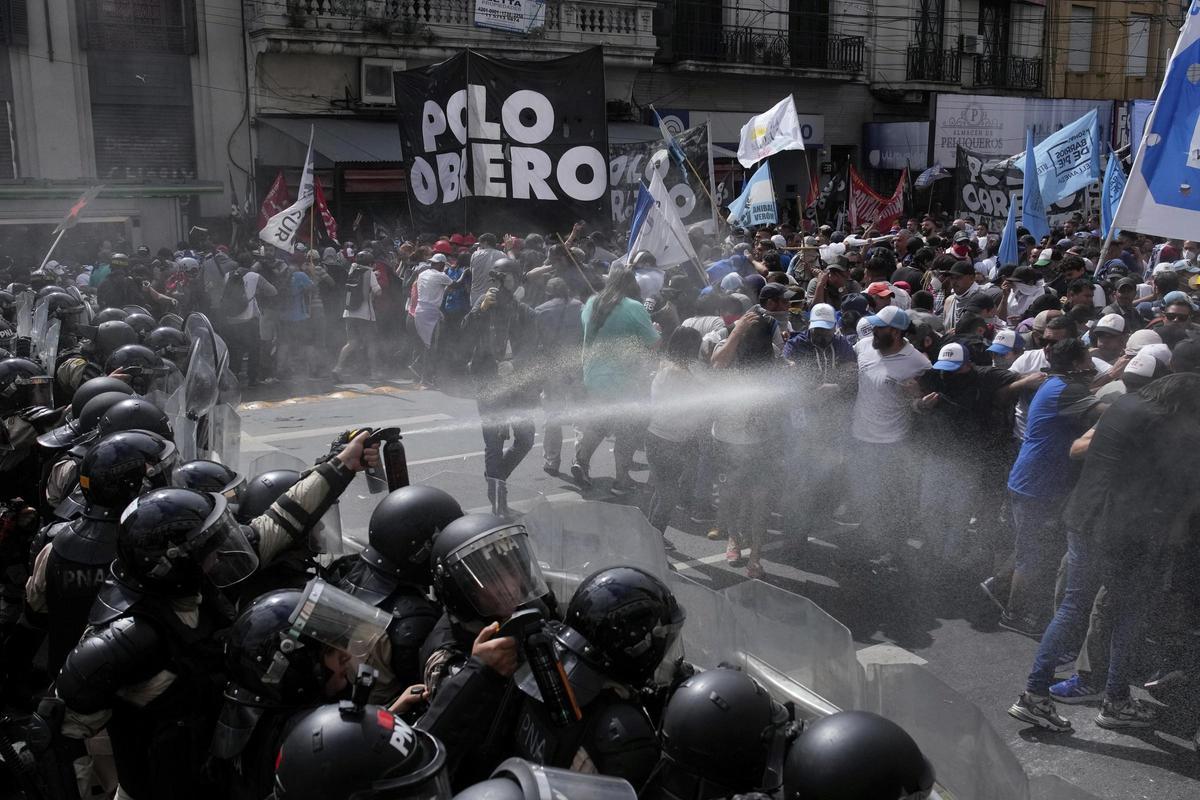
860, 663, 1031, 800
723, 580, 865, 715
15, 291, 33, 339
37, 318, 61, 374
174, 334, 219, 461
248, 451, 343, 555
65, 286, 92, 325
29, 299, 48, 364
209, 403, 242, 474
1029, 776, 1104, 800
669, 571, 740, 670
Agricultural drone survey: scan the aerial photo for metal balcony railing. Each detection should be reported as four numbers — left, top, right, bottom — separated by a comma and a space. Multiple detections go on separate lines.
974, 54, 1043, 91
672, 25, 864, 72
905, 45, 961, 82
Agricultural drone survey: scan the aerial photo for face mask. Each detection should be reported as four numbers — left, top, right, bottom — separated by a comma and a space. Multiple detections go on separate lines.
721, 313, 740, 326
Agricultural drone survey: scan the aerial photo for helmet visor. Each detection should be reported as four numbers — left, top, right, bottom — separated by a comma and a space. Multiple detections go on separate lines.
18, 375, 54, 408
444, 525, 549, 620
288, 577, 390, 657
189, 495, 259, 588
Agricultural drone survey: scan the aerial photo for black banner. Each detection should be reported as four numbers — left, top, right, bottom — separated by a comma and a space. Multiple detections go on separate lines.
954, 146, 1098, 229
608, 124, 714, 228
804, 161, 849, 224
394, 48, 609, 234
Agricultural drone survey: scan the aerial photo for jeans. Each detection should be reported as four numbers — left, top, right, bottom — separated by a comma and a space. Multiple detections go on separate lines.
1007, 491, 1066, 623
646, 433, 699, 533
225, 317, 261, 383
481, 415, 535, 483
715, 441, 775, 560
334, 318, 377, 376
847, 440, 913, 553
574, 396, 643, 482
541, 373, 579, 469
1026, 529, 1155, 701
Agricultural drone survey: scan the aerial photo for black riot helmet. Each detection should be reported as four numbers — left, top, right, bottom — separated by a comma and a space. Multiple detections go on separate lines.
652, 668, 790, 800
430, 514, 549, 626
222, 588, 327, 707
94, 320, 138, 361
562, 566, 684, 689
274, 702, 450, 800
98, 397, 172, 439
236, 469, 301, 524
782, 711, 935, 800
0, 357, 53, 413
116, 488, 258, 595
44, 291, 88, 329
364, 485, 463, 587
452, 759, 638, 800
36, 378, 133, 449
172, 459, 245, 502
146, 326, 190, 362
104, 343, 167, 394
92, 307, 127, 325
0, 290, 15, 321
79, 430, 177, 511
124, 312, 156, 340
158, 312, 184, 330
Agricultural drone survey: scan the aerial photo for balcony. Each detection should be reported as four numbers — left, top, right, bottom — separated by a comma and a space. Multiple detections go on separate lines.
974, 54, 1043, 92
671, 26, 864, 73
246, 0, 656, 57
905, 45, 961, 83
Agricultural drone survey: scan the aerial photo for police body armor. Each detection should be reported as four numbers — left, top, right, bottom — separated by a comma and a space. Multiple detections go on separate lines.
42, 508, 119, 677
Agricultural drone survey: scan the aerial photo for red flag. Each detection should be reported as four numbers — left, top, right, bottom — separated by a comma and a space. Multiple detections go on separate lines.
258, 170, 290, 229
313, 175, 339, 245
848, 167, 907, 232
54, 186, 104, 236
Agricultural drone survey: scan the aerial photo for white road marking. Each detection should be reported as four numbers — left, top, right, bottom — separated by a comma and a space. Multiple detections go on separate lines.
251, 414, 453, 444
855, 644, 929, 667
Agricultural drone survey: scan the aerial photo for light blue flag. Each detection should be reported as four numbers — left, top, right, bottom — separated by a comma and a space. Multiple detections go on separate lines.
1112, 0, 1200, 239
997, 193, 1019, 267
1015, 109, 1101, 204
726, 162, 777, 228
1021, 128, 1050, 242
1100, 150, 1127, 240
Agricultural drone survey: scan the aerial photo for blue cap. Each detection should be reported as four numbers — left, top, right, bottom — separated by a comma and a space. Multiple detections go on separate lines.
864, 305, 910, 330
1163, 290, 1197, 309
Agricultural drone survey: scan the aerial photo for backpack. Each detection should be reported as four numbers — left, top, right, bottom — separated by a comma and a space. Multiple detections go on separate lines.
344, 266, 367, 311
220, 269, 250, 318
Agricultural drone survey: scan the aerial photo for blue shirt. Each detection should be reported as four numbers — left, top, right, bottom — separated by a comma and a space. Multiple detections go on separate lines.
1007, 376, 1099, 499
281, 270, 314, 322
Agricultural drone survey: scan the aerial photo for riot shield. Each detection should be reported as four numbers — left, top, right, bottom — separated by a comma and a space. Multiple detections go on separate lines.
174, 334, 219, 461
15, 290, 33, 338
1029, 776, 1104, 800
37, 318, 61, 374
669, 572, 740, 671
65, 285, 92, 325
209, 403, 242, 473
248, 451, 343, 555
29, 299, 49, 362
860, 663, 1030, 800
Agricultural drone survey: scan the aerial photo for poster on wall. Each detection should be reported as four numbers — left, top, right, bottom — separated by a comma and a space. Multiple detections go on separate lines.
608, 123, 715, 228
933, 94, 1112, 170
474, 0, 546, 34
394, 48, 609, 233
954, 146, 1098, 229
863, 122, 929, 172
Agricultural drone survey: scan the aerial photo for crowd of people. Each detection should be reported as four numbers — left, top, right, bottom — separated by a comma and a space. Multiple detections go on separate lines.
0, 204, 1196, 798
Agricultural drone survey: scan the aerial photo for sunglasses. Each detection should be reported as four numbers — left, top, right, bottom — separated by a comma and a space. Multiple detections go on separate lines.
1164, 312, 1191, 322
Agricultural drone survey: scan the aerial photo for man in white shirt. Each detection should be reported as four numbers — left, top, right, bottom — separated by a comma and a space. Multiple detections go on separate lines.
332, 250, 383, 382
412, 253, 457, 386
849, 305, 932, 561
223, 261, 278, 386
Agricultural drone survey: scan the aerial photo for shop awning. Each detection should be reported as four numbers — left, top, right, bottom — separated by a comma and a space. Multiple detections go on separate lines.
257, 117, 403, 166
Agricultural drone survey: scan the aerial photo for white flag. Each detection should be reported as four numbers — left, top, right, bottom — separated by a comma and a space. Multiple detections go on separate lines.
736, 96, 805, 168
1111, 1, 1200, 239
259, 128, 315, 253
627, 170, 701, 269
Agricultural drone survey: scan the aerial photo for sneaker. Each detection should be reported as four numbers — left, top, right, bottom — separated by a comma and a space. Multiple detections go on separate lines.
1050, 674, 1101, 705
999, 612, 1045, 639
542, 460, 560, 476
979, 576, 1007, 614
569, 463, 592, 489
706, 527, 723, 541
1096, 697, 1158, 730
1007, 692, 1073, 732
745, 561, 765, 579
610, 479, 637, 497
725, 540, 744, 565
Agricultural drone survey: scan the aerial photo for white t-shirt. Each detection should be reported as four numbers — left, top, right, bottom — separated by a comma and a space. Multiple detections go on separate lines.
228, 270, 263, 322
416, 269, 453, 310
343, 269, 382, 322
1009, 348, 1111, 439
635, 268, 666, 300
851, 342, 932, 444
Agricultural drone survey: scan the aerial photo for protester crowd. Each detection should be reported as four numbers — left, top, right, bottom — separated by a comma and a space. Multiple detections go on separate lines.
0, 206, 1196, 799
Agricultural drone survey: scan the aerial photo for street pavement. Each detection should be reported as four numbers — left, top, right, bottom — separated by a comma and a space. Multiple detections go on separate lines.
238, 373, 1200, 800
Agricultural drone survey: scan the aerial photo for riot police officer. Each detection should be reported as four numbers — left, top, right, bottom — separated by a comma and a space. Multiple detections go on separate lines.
0, 357, 58, 503
54, 319, 135, 401
24, 430, 177, 677
171, 458, 245, 502
37, 375, 132, 451
146, 325, 191, 372
451, 758, 638, 800
340, 484, 463, 700
510, 566, 683, 787
211, 583, 393, 800
782, 710, 935, 800
642, 667, 792, 800
103, 343, 170, 399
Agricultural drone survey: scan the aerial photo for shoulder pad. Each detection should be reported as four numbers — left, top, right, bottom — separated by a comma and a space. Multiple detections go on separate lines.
588, 699, 658, 756
88, 573, 142, 625
49, 519, 118, 565
57, 616, 166, 713
386, 596, 441, 649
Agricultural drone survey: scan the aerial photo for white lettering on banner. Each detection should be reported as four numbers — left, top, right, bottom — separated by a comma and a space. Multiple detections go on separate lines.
413, 83, 606, 206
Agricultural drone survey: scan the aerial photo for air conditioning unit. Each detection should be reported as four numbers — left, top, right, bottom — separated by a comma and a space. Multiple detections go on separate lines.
958, 34, 983, 55
360, 58, 405, 106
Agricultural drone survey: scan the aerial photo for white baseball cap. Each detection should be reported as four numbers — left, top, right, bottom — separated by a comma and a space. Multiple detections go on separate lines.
1141, 343, 1172, 366
1125, 350, 1158, 378
1092, 313, 1126, 336
430, 253, 448, 264
770, 234, 787, 249
864, 305, 910, 330
988, 329, 1021, 355
932, 342, 968, 371
1125, 328, 1162, 355
808, 303, 836, 331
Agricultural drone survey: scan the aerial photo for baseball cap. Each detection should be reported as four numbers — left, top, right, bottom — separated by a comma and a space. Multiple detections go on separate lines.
948, 261, 974, 277
987, 329, 1023, 355
1032, 309, 1061, 332
1162, 290, 1197, 309
1012, 265, 1039, 284
758, 283, 798, 302
865, 305, 910, 331
856, 316, 874, 339
1092, 313, 1126, 336
809, 303, 837, 330
1124, 350, 1158, 379
840, 293, 868, 316
1116, 277, 1139, 291
1153, 262, 1175, 276
1172, 259, 1200, 274
866, 281, 894, 298
770, 234, 788, 249
1142, 343, 1173, 367
932, 342, 968, 371
1170, 338, 1200, 373
1125, 328, 1162, 355
825, 260, 848, 273
953, 230, 970, 243
429, 253, 448, 264
1035, 249, 1053, 266
1159, 244, 1182, 262
893, 280, 912, 293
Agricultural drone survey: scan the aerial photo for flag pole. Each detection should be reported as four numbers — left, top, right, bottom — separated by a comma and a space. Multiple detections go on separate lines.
38, 229, 67, 271
648, 106, 718, 209
555, 233, 601, 292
